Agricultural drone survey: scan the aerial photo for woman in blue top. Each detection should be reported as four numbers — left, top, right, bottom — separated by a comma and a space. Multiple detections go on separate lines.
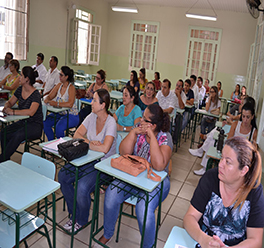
114, 85, 142, 132
231, 84, 240, 101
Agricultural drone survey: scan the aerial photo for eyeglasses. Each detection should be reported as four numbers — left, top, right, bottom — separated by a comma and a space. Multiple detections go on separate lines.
210, 90, 215, 93
95, 76, 101, 80
146, 87, 154, 91
59, 73, 64, 77
142, 116, 153, 124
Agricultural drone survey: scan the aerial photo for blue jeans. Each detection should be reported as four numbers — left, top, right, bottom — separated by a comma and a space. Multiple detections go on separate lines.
43, 113, 79, 141
200, 117, 216, 135
181, 111, 190, 131
103, 176, 170, 248
58, 161, 108, 226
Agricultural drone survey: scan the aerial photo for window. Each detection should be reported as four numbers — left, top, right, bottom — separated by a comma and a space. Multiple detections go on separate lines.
71, 8, 101, 65
185, 26, 222, 83
0, 0, 28, 60
129, 21, 159, 71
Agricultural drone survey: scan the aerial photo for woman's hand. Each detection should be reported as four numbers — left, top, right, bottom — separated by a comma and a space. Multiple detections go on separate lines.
3, 107, 13, 115
44, 97, 50, 104
48, 101, 57, 107
90, 140, 102, 146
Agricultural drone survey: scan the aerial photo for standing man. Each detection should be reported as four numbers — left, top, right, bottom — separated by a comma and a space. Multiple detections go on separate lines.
156, 79, 176, 114
197, 76, 206, 108
32, 52, 47, 88
0, 52, 13, 81
42, 56, 60, 97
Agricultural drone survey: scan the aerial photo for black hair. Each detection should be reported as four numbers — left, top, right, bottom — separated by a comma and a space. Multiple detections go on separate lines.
163, 79, 171, 89
185, 79, 191, 87
148, 104, 170, 132
198, 76, 203, 83
22, 66, 38, 86
234, 84, 240, 94
140, 68, 146, 79
241, 102, 257, 129
190, 75, 197, 81
244, 96, 255, 109
61, 66, 74, 83
37, 53, 44, 61
155, 72, 160, 80
206, 79, 210, 84
178, 79, 184, 87
6, 52, 13, 59
51, 56, 58, 65
123, 85, 136, 104
131, 70, 138, 85
96, 89, 110, 114
217, 81, 222, 89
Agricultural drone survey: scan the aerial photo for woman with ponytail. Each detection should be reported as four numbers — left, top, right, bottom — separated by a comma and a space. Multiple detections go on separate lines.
44, 66, 79, 140
0, 66, 43, 161
184, 136, 264, 247
96, 104, 173, 248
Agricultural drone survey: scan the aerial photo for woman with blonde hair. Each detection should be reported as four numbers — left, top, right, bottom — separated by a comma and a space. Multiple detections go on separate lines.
184, 136, 264, 247
138, 81, 158, 111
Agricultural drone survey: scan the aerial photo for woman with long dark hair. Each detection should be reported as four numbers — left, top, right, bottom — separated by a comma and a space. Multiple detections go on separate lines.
96, 104, 173, 248
0, 66, 43, 161
44, 66, 78, 140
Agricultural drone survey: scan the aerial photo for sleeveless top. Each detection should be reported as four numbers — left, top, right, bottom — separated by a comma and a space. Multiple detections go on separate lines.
234, 121, 255, 141
89, 82, 106, 98
6, 74, 19, 97
56, 83, 78, 115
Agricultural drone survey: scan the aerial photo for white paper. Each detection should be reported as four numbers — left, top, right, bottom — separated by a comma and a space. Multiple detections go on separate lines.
43, 138, 67, 154
175, 245, 188, 248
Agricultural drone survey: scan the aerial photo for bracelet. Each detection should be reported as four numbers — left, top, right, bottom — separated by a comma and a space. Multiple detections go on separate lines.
57, 101, 59, 107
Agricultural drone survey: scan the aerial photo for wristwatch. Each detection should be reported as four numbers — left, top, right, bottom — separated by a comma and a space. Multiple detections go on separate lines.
123, 126, 126, 131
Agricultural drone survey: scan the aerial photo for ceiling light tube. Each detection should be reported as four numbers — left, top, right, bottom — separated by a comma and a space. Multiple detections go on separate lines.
112, 6, 138, 13
186, 13, 217, 21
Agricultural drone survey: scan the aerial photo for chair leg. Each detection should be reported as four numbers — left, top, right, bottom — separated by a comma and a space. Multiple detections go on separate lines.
116, 203, 124, 243
42, 224, 52, 248
24, 240, 29, 248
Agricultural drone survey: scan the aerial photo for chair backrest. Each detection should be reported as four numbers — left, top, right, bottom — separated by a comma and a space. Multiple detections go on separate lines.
75, 98, 81, 112
116, 133, 122, 154
21, 152, 56, 180
42, 103, 47, 121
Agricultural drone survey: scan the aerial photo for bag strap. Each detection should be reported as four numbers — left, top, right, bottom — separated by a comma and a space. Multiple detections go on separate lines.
249, 126, 254, 141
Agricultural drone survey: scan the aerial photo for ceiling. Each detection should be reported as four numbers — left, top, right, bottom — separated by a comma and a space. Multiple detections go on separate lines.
105, 0, 263, 14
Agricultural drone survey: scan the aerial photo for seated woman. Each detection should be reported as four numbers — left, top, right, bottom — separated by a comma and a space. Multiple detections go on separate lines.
200, 86, 221, 140
114, 85, 142, 132
96, 104, 173, 248
217, 81, 223, 97
43, 66, 79, 141
138, 81, 158, 111
240, 85, 247, 98
191, 101, 258, 176
231, 83, 240, 101
138, 67, 148, 91
152, 71, 161, 90
0, 59, 20, 99
184, 136, 264, 247
0, 66, 42, 162
58, 89, 116, 232
78, 69, 108, 125
126, 70, 139, 104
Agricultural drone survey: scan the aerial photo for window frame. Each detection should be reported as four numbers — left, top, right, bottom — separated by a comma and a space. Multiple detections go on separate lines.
129, 20, 159, 72
71, 8, 101, 66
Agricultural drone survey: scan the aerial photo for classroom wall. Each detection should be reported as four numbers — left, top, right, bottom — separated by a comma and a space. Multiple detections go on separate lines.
104, 4, 257, 97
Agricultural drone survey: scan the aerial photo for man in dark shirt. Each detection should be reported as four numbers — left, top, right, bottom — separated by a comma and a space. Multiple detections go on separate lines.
182, 79, 194, 130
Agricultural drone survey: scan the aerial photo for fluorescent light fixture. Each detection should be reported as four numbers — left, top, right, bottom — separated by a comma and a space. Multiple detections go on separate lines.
112, 6, 138, 13
186, 13, 217, 21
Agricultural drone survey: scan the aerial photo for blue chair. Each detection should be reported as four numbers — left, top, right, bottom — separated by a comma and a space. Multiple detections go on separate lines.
116, 133, 122, 154
0, 153, 56, 248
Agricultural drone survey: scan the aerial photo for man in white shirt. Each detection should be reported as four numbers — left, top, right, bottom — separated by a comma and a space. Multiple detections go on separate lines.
197, 76, 206, 108
174, 79, 187, 109
190, 74, 199, 104
32, 52, 47, 88
43, 56, 60, 97
0, 52, 13, 81
156, 79, 176, 114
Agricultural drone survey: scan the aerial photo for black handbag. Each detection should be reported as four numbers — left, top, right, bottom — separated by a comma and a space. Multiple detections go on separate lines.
58, 139, 89, 161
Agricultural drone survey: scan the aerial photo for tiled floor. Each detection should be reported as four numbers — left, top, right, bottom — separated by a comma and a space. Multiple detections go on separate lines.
8, 136, 264, 248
